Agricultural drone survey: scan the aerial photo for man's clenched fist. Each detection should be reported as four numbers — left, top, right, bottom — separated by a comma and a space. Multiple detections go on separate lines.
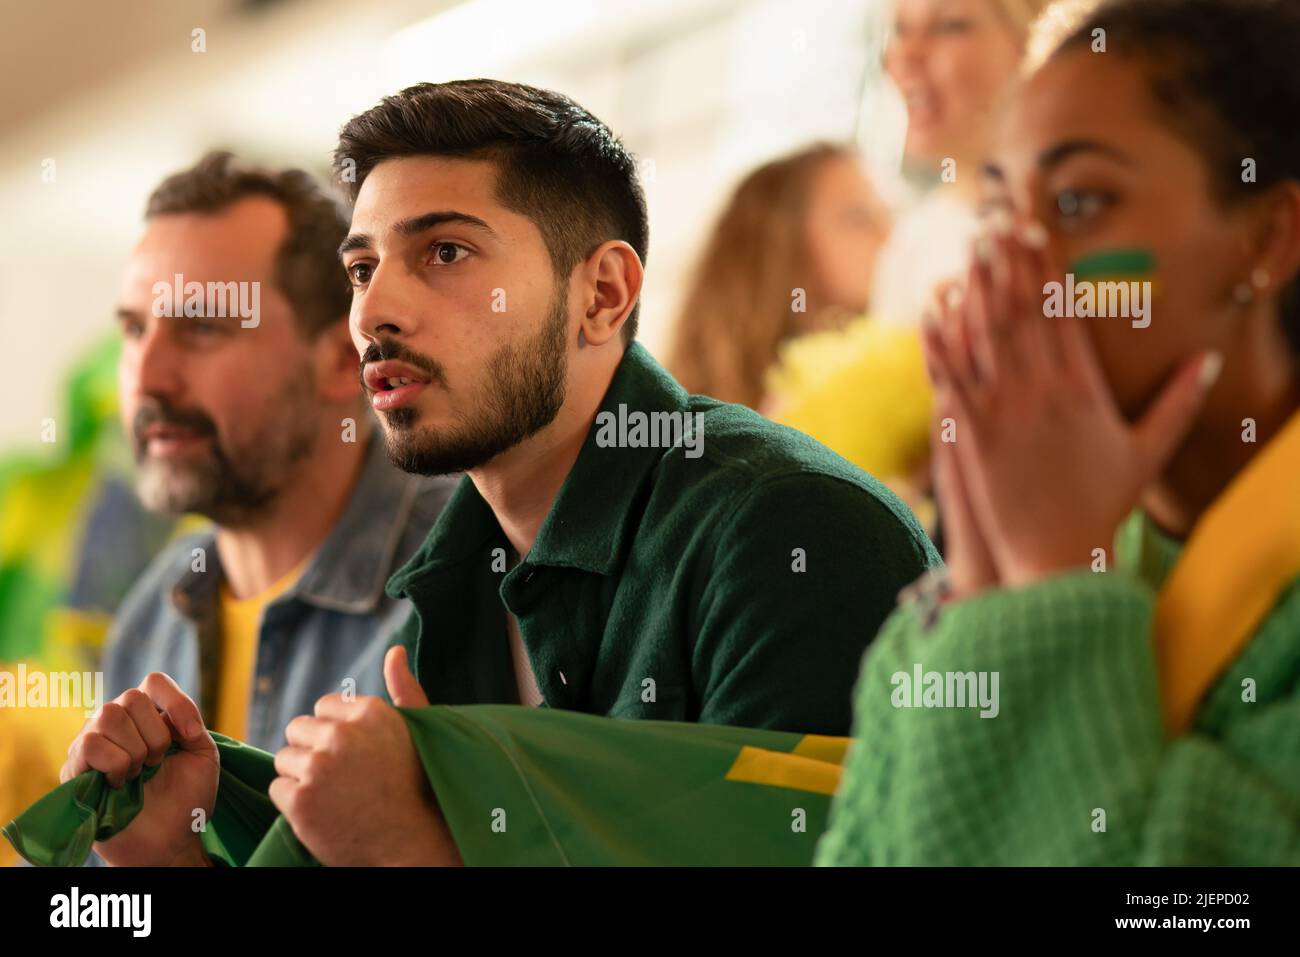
61, 671, 217, 867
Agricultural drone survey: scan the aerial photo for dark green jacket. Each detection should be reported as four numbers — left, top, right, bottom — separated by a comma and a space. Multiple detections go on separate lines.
385, 343, 939, 735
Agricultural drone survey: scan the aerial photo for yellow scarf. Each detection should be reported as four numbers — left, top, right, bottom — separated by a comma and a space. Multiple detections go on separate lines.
1155, 411, 1300, 733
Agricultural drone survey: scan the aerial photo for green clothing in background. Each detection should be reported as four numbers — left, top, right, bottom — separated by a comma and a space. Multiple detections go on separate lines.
386, 343, 939, 735
0, 334, 176, 665
0, 334, 179, 867
5, 706, 845, 867
816, 514, 1300, 866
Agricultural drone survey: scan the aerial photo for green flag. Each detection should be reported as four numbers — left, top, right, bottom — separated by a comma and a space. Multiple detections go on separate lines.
4, 705, 847, 867
1, 733, 312, 868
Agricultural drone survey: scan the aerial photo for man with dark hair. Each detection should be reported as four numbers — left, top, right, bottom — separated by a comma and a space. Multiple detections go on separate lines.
334, 79, 649, 344
64, 87, 938, 866
93, 151, 455, 763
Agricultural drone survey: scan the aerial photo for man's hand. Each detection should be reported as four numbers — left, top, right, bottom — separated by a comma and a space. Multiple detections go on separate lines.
61, 672, 217, 867
270, 646, 462, 866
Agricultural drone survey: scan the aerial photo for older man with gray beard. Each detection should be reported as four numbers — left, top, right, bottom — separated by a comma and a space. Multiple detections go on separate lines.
98, 152, 454, 763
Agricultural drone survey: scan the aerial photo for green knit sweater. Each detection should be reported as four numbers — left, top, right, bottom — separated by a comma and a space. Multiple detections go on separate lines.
816, 514, 1300, 865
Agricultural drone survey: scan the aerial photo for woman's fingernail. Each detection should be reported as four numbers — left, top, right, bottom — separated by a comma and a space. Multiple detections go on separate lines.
974, 236, 994, 264
1019, 220, 1049, 249
987, 208, 1014, 236
945, 284, 964, 310
1199, 350, 1224, 389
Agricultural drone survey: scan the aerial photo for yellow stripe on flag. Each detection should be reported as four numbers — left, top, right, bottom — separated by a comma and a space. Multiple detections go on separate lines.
1155, 410, 1300, 733
791, 734, 852, 765
725, 744, 844, 796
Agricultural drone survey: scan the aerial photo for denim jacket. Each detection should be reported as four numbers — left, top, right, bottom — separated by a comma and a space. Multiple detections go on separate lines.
102, 432, 455, 753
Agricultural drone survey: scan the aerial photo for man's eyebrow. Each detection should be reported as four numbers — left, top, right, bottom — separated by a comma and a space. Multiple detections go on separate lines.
114, 307, 140, 321
395, 210, 496, 238
338, 233, 373, 258
338, 210, 497, 260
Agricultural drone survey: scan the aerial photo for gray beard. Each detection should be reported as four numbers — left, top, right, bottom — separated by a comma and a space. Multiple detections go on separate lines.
132, 369, 320, 526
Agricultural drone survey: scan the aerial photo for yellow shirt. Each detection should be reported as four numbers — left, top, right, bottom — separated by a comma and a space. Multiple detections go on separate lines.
214, 558, 308, 741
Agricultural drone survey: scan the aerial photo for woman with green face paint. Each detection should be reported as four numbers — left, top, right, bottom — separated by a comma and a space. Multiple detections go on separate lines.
819, 0, 1300, 865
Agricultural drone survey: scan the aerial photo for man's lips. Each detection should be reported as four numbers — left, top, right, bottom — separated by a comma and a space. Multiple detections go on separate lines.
141, 424, 211, 455
363, 359, 433, 412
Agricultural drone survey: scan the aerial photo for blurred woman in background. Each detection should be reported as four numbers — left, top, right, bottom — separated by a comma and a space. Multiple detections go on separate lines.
767, 0, 1067, 529
665, 143, 890, 409
873, 0, 1060, 324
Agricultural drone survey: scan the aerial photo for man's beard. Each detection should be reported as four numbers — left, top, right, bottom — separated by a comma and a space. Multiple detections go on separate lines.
131, 361, 319, 526
369, 289, 569, 476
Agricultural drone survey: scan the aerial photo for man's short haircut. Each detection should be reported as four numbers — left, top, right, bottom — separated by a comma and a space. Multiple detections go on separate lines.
333, 78, 649, 342
145, 151, 351, 339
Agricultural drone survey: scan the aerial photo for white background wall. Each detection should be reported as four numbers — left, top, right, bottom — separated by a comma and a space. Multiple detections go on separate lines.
0, 0, 902, 450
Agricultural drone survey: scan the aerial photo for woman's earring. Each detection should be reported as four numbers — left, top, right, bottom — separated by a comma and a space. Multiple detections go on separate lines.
1234, 267, 1270, 305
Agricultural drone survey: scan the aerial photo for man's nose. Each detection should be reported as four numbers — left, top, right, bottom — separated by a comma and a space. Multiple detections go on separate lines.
129, 323, 186, 399
352, 263, 420, 344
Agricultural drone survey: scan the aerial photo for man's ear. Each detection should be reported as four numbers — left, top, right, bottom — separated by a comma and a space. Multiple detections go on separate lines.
313, 317, 364, 403
578, 240, 643, 348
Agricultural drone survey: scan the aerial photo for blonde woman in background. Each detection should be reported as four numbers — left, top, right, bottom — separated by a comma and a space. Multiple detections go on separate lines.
665, 143, 891, 409
768, 0, 1078, 529
873, 0, 1059, 324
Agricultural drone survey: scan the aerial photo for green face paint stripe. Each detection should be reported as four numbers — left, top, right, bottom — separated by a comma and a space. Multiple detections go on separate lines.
1070, 248, 1157, 279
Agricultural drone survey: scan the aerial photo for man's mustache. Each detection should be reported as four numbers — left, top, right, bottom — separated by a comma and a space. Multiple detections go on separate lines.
132, 399, 218, 447
359, 338, 448, 390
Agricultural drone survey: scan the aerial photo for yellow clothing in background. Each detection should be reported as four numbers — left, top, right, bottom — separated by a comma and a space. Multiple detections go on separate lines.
0, 681, 87, 867
766, 318, 935, 528
214, 559, 307, 741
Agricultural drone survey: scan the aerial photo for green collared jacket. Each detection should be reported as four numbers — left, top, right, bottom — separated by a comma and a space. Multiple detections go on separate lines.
384, 343, 940, 735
